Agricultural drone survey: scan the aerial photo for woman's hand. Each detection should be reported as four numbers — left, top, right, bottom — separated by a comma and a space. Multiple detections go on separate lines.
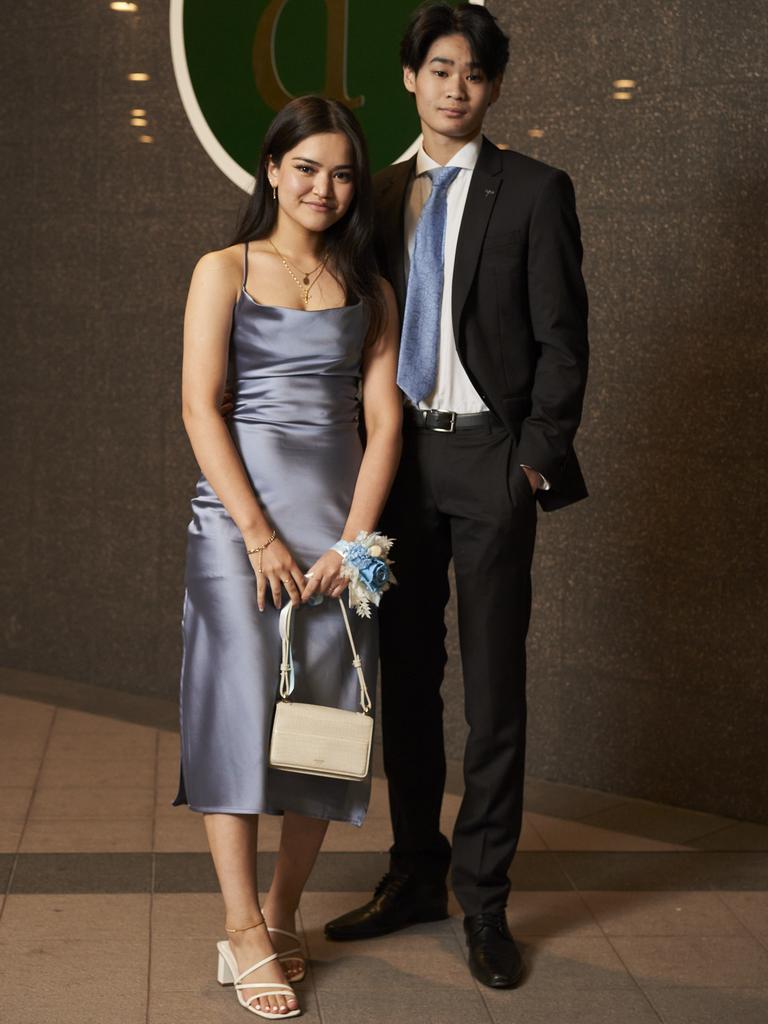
247, 537, 306, 611
301, 550, 348, 604
220, 388, 235, 417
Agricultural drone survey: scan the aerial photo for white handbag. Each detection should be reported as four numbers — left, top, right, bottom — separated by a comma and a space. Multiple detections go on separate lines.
268, 598, 373, 781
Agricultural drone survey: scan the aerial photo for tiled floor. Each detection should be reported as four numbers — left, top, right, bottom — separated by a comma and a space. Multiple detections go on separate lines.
1, 682, 767, 1023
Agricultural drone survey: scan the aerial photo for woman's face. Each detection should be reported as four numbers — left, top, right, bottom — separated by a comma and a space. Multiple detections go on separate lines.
268, 132, 356, 233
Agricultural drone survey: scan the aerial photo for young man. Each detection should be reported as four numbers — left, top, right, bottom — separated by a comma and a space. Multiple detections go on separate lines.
324, 2, 589, 989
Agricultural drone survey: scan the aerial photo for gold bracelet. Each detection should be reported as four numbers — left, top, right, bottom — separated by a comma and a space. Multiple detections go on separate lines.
246, 529, 277, 574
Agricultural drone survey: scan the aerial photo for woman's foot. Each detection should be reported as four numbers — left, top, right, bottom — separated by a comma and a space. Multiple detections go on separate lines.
226, 920, 299, 1016
262, 909, 306, 982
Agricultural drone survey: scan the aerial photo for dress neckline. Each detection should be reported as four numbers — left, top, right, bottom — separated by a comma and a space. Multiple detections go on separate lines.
239, 286, 362, 314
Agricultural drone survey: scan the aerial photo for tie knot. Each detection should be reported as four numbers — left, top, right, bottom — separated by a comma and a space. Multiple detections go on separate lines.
426, 165, 461, 192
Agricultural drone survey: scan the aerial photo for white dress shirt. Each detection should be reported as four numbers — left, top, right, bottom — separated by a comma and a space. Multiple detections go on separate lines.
404, 135, 487, 414
403, 136, 549, 490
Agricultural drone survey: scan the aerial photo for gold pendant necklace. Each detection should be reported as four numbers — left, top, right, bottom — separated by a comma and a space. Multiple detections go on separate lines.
268, 238, 327, 306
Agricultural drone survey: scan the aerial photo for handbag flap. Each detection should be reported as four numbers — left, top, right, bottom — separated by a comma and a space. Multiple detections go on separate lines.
270, 701, 373, 779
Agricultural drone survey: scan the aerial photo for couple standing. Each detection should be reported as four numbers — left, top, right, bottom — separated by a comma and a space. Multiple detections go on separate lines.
176, 3, 588, 1018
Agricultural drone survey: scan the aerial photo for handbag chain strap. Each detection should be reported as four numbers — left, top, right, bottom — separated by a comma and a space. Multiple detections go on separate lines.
278, 599, 372, 714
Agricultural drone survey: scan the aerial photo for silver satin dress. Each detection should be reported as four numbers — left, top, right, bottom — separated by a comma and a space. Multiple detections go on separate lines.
174, 258, 376, 825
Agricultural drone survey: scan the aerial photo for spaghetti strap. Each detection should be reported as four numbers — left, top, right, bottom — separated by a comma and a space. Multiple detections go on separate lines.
242, 241, 249, 291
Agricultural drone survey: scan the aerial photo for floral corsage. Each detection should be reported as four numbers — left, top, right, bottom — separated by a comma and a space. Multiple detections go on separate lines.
332, 531, 396, 618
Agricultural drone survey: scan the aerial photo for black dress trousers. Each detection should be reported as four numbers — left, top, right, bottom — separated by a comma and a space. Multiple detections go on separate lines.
379, 419, 537, 915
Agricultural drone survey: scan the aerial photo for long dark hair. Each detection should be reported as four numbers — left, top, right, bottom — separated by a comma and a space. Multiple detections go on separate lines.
232, 96, 384, 341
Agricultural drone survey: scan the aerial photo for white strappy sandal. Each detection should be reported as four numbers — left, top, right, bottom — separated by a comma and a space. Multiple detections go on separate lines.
217, 940, 300, 1019
268, 927, 306, 983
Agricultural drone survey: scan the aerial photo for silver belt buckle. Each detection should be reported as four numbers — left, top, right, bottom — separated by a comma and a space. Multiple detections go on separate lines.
430, 409, 456, 432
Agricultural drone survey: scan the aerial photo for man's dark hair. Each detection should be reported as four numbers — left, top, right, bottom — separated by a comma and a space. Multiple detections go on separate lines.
400, 2, 510, 80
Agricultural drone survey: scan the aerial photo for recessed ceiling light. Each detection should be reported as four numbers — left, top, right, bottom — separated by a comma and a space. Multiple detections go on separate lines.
130, 117, 148, 127
612, 91, 633, 101
130, 108, 146, 117
527, 128, 545, 139
138, 135, 154, 144
127, 72, 150, 82
111, 2, 139, 11
612, 79, 637, 89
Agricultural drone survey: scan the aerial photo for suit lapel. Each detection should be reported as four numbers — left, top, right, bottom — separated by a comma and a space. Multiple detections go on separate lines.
377, 155, 416, 316
451, 137, 503, 341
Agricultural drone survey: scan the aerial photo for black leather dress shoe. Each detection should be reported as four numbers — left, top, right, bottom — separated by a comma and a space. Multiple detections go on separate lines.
324, 872, 449, 941
464, 911, 524, 988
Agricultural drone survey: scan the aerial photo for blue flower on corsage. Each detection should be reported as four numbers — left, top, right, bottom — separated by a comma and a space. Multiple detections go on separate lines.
332, 532, 396, 618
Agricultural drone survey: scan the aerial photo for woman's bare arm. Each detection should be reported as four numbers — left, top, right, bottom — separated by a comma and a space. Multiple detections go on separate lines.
181, 250, 306, 608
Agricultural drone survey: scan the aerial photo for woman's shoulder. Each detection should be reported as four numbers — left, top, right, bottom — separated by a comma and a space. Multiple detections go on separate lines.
187, 245, 244, 307
189, 245, 245, 300
194, 244, 243, 278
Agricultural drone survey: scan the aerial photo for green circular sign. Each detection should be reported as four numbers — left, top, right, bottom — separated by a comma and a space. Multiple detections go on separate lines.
170, 0, 477, 190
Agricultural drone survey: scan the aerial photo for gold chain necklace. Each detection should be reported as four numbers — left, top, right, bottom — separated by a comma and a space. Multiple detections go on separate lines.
268, 238, 327, 306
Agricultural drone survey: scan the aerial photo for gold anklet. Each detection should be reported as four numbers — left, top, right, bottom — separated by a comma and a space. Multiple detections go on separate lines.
225, 919, 265, 934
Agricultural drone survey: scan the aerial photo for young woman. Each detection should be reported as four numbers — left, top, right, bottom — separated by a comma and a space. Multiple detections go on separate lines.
175, 96, 402, 1018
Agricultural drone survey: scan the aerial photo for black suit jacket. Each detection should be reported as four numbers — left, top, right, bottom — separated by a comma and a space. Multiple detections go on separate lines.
373, 136, 589, 511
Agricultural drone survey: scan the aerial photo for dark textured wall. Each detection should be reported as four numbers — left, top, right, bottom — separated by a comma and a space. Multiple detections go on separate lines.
2, 2, 767, 821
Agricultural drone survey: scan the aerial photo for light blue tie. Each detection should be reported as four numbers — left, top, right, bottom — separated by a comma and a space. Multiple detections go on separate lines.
397, 165, 461, 405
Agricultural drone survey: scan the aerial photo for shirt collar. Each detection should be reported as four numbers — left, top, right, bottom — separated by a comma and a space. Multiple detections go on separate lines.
415, 134, 482, 177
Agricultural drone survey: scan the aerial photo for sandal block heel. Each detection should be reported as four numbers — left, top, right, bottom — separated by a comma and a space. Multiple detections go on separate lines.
217, 950, 235, 985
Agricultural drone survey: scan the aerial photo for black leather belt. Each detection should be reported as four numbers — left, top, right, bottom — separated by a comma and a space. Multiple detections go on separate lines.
405, 407, 496, 433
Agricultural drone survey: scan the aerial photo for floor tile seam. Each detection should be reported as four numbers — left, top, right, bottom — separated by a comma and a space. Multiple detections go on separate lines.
551, 816, 710, 849
713, 892, 768, 950
297, 903, 323, 965
150, 728, 160, 855
468, 982, 500, 1024
449, 923, 496, 1024
301, 960, 324, 1023
704, 891, 764, 942
576, 814, 740, 848
33, 785, 158, 792
3, 704, 59, 910
27, 814, 157, 823
600, 931, 666, 1023
570, 886, 607, 936
545, 850, 581, 892
519, 813, 547, 848
570, 798, 633, 822
147, 731, 160, 1024
281, 907, 323, 1022
689, 821, 759, 846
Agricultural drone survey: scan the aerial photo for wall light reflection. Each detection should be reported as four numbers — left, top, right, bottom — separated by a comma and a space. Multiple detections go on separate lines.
527, 128, 545, 139
111, 2, 139, 11
130, 117, 148, 127
127, 72, 150, 82
130, 108, 146, 117
612, 91, 633, 101
613, 79, 637, 89
138, 135, 154, 144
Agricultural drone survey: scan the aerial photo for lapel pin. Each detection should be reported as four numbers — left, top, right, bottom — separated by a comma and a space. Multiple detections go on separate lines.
485, 188, 496, 197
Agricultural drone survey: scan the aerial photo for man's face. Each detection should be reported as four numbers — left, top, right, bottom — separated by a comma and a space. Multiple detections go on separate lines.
403, 33, 501, 143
